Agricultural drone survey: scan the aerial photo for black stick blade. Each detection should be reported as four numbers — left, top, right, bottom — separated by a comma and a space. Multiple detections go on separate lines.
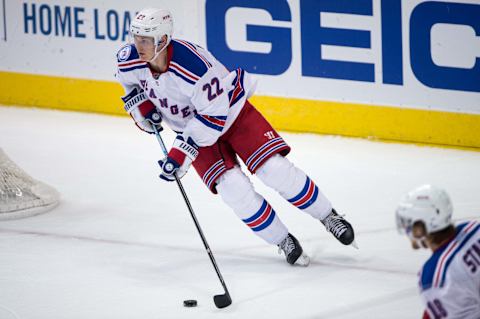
214, 293, 232, 308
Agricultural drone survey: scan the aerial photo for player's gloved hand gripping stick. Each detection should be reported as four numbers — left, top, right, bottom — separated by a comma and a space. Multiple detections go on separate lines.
152, 125, 232, 309
158, 134, 198, 182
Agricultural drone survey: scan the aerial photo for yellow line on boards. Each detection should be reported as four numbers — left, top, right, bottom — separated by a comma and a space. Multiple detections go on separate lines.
250, 96, 480, 150
1, 71, 479, 149
0, 71, 124, 115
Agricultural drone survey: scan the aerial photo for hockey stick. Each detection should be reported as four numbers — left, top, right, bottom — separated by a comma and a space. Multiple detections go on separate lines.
152, 126, 232, 309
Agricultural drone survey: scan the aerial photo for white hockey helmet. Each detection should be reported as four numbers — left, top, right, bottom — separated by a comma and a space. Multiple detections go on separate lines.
130, 8, 173, 48
396, 185, 453, 237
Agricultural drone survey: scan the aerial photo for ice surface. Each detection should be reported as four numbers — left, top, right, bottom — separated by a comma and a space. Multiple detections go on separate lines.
1, 106, 479, 319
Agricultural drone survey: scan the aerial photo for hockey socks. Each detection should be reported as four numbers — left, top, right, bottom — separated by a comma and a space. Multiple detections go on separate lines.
256, 155, 356, 246
216, 167, 288, 245
256, 154, 332, 220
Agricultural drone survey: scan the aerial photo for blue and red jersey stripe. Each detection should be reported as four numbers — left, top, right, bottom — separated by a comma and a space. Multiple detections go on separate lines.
228, 68, 246, 107
168, 62, 200, 84
168, 39, 212, 84
118, 59, 148, 73
117, 44, 148, 72
175, 39, 212, 68
420, 221, 479, 291
433, 220, 479, 288
195, 114, 227, 132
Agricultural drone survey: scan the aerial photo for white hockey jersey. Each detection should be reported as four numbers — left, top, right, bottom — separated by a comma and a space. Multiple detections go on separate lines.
418, 220, 480, 319
115, 39, 256, 147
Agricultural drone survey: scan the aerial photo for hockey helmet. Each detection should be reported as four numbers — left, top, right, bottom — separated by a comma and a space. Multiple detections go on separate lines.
396, 184, 453, 237
130, 8, 173, 48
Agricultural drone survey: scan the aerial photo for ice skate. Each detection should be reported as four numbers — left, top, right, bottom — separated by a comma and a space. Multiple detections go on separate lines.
278, 233, 310, 266
321, 209, 356, 247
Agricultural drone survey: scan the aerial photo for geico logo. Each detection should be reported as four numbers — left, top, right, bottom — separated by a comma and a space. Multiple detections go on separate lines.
206, 0, 480, 93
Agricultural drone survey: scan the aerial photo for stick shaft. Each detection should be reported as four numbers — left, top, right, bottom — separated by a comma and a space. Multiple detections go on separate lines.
153, 127, 230, 296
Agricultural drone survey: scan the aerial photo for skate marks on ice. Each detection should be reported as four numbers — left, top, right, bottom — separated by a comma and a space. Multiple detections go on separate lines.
298, 287, 419, 319
0, 224, 419, 278
0, 305, 20, 319
0, 228, 416, 275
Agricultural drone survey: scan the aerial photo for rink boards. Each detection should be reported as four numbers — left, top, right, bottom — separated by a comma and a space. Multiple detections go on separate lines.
0, 0, 479, 149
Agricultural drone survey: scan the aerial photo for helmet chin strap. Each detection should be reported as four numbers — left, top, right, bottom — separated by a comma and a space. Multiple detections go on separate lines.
149, 38, 169, 63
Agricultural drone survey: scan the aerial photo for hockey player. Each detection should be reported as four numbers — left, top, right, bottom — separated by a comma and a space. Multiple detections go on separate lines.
116, 8, 356, 266
396, 185, 480, 319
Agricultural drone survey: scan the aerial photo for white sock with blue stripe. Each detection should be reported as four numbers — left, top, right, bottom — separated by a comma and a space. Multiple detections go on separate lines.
216, 166, 288, 245
256, 155, 332, 220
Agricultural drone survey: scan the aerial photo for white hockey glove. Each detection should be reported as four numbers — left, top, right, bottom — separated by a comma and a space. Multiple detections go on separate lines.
122, 88, 162, 134
158, 134, 199, 182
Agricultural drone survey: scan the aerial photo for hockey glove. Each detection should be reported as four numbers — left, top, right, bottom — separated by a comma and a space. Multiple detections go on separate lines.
158, 134, 199, 182
122, 88, 163, 134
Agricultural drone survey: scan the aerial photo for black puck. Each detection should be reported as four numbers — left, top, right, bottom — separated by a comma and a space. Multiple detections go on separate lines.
183, 300, 197, 307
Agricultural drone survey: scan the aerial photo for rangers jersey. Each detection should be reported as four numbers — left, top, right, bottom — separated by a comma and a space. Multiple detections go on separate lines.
419, 220, 480, 319
115, 39, 255, 147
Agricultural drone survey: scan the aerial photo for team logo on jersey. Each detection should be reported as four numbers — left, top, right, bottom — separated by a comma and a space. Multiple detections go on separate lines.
118, 46, 132, 62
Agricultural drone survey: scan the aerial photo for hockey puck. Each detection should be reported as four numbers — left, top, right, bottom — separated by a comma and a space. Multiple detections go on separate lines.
183, 300, 197, 307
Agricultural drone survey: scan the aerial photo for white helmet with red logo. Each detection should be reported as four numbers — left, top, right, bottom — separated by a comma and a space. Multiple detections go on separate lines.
130, 8, 173, 48
396, 184, 453, 236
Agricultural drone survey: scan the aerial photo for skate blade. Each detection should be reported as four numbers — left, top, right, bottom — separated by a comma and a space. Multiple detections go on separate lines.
350, 240, 359, 249
295, 253, 310, 267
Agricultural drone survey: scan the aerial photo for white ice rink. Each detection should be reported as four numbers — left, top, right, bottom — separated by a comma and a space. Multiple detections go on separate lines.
1, 106, 479, 319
